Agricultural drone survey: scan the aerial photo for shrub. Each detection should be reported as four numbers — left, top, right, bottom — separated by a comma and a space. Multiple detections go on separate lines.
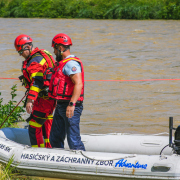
0, 84, 25, 128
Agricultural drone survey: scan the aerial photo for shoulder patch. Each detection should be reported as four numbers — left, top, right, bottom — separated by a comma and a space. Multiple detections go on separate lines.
71, 66, 77, 72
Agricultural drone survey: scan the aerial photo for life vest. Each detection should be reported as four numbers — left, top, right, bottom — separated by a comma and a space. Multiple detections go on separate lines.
22, 47, 55, 89
48, 57, 84, 101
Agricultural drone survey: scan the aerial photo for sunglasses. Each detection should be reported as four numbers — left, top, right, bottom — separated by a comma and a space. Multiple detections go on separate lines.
18, 44, 29, 55
18, 50, 24, 55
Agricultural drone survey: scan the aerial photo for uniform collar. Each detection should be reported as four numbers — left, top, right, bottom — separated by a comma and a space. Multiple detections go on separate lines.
66, 55, 75, 59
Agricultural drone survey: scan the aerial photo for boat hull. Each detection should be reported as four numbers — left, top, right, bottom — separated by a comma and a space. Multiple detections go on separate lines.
0, 128, 173, 155
0, 128, 179, 180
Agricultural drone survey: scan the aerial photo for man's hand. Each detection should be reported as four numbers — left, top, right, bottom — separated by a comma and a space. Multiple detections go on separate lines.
26, 98, 34, 114
66, 105, 75, 118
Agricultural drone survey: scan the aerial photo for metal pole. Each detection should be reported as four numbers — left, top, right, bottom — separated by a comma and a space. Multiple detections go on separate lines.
169, 117, 173, 147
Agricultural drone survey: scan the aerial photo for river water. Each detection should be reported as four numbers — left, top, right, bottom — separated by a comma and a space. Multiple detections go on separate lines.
0, 18, 180, 179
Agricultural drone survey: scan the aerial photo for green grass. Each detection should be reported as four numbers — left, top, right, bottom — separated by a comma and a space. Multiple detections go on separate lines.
0, 155, 42, 180
0, 0, 180, 19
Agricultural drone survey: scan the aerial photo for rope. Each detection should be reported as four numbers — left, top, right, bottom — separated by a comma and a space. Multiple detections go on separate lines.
160, 144, 169, 155
1, 77, 180, 82
85, 79, 180, 82
79, 151, 136, 161
0, 78, 19, 80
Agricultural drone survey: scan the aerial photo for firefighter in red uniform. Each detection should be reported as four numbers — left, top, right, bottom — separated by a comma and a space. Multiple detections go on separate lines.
48, 33, 85, 150
14, 34, 56, 148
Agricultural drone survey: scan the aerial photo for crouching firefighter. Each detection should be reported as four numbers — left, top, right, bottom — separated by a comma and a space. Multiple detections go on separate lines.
14, 34, 56, 148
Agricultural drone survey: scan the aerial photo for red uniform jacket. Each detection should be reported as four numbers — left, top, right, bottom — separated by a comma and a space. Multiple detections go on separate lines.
22, 47, 55, 101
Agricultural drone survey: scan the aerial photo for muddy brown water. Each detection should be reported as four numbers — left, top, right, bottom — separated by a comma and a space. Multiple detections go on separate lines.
0, 18, 180, 179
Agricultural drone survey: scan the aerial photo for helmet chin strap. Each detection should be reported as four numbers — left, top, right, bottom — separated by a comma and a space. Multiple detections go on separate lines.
29, 44, 33, 53
63, 46, 70, 53
60, 46, 70, 55
25, 44, 33, 59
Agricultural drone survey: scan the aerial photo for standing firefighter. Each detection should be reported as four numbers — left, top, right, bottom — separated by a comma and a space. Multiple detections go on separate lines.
48, 33, 85, 150
14, 34, 56, 148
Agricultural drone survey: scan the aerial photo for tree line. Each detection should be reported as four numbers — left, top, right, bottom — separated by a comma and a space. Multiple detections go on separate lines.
0, 0, 180, 19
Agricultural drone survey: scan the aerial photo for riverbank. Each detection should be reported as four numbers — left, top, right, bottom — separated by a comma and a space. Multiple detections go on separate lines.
0, 0, 180, 19
0, 161, 41, 180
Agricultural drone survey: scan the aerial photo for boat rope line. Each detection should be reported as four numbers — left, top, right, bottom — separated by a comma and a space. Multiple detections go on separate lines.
85, 79, 180, 82
0, 78, 20, 80
79, 151, 136, 161
1, 77, 180, 82
160, 144, 170, 156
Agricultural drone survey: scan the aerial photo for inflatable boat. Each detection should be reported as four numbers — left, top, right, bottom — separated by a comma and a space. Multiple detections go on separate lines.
0, 117, 180, 180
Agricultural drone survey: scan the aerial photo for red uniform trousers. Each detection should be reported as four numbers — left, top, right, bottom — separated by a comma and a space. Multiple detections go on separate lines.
28, 97, 55, 148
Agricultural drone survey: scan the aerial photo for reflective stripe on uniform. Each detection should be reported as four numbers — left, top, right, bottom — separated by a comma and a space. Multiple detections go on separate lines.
44, 139, 50, 143
40, 143, 45, 147
32, 143, 45, 148
30, 86, 41, 93
44, 50, 52, 56
43, 50, 54, 67
39, 58, 47, 66
29, 120, 42, 128
63, 57, 80, 63
30, 72, 43, 80
47, 114, 53, 120
32, 145, 38, 148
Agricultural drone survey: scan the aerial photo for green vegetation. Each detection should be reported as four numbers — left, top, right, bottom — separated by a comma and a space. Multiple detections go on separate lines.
0, 156, 42, 180
0, 0, 180, 19
0, 84, 25, 129
0, 156, 17, 180
0, 86, 41, 179
0, 155, 22, 180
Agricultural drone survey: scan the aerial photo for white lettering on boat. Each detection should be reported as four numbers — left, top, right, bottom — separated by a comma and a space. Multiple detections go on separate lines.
20, 153, 113, 166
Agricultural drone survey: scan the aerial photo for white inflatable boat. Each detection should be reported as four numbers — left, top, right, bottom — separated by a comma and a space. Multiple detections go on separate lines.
0, 118, 180, 180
